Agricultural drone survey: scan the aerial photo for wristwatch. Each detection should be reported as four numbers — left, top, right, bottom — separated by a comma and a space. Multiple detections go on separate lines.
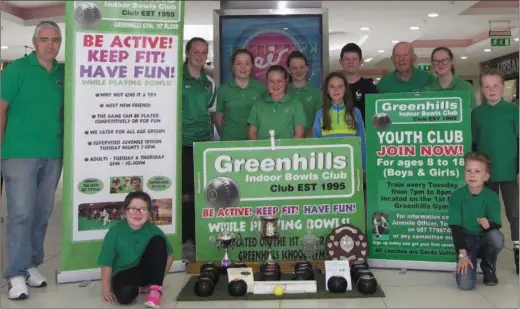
458, 252, 467, 259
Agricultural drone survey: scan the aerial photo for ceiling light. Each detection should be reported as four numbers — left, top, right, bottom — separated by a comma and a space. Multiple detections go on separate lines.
391, 40, 399, 44
484, 49, 491, 52
0, 46, 8, 49
427, 13, 439, 18
460, 56, 467, 59
360, 27, 370, 31
364, 57, 373, 62
283, 27, 288, 30
377, 50, 384, 53
514, 37, 519, 42
277, 1, 287, 9
410, 26, 420, 30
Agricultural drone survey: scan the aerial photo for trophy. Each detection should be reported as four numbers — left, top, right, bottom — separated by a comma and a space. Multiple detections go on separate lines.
209, 230, 240, 268
252, 213, 283, 264
300, 230, 320, 261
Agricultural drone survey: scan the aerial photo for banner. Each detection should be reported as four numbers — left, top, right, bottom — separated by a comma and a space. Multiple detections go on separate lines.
218, 14, 324, 86
59, 0, 184, 283
365, 91, 471, 271
193, 138, 365, 263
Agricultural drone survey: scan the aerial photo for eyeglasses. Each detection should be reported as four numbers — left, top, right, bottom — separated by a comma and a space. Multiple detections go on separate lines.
432, 58, 450, 66
126, 207, 149, 214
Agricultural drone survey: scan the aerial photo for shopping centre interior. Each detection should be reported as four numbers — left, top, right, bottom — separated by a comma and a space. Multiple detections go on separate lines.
0, 0, 519, 308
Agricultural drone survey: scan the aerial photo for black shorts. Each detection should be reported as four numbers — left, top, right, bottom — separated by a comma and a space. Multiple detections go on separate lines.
182, 146, 195, 195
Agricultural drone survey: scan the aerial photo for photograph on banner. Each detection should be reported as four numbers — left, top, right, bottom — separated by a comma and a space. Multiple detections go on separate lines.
193, 138, 365, 263
365, 91, 471, 265
109, 176, 143, 194
65, 0, 183, 244
219, 14, 323, 86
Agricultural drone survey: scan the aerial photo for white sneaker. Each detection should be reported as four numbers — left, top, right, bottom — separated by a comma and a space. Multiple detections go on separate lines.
8, 276, 29, 300
26, 268, 47, 287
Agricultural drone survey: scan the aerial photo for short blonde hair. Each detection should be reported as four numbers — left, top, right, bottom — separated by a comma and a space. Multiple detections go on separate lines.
479, 68, 504, 87
464, 151, 491, 173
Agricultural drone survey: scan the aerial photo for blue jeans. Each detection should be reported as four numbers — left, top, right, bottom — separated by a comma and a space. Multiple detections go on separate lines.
2, 159, 62, 279
456, 229, 504, 290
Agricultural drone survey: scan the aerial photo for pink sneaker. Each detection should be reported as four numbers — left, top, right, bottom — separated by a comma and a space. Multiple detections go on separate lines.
144, 285, 163, 308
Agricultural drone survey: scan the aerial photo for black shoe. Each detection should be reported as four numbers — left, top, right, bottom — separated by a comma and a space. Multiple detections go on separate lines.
514, 248, 519, 275
483, 270, 498, 286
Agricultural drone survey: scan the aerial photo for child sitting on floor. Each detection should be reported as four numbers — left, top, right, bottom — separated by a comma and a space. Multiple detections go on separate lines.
98, 191, 174, 308
448, 152, 504, 290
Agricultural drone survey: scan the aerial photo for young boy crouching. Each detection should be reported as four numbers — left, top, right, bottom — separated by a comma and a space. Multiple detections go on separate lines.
448, 152, 504, 290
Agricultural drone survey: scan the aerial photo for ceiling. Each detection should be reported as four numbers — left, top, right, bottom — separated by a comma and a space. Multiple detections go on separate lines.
1, 0, 519, 77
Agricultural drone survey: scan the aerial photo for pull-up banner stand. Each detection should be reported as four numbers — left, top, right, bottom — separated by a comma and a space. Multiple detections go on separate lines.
58, 0, 185, 283
365, 91, 471, 272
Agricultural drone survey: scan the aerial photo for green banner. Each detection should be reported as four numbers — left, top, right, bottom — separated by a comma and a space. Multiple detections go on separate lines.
60, 1, 184, 281
193, 138, 365, 263
365, 91, 471, 267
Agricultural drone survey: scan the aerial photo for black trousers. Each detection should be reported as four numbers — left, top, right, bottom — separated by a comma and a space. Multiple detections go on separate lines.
487, 181, 519, 242
182, 146, 195, 244
111, 236, 168, 305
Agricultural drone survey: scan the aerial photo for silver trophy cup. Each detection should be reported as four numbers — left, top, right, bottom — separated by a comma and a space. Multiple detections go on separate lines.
253, 214, 283, 264
300, 230, 320, 261
209, 230, 240, 268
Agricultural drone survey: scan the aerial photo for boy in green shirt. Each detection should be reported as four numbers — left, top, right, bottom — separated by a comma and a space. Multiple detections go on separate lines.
471, 68, 519, 274
448, 152, 504, 290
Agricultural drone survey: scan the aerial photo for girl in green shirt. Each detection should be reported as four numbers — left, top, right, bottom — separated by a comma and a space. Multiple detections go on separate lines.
286, 51, 323, 136
423, 46, 477, 109
98, 192, 174, 308
215, 49, 266, 140
248, 65, 307, 140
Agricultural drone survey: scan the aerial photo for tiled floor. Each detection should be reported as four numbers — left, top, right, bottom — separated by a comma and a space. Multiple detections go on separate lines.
0, 180, 518, 308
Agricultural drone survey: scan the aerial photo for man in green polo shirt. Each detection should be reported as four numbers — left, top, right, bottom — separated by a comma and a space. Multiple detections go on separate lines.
1, 21, 64, 300
377, 42, 434, 93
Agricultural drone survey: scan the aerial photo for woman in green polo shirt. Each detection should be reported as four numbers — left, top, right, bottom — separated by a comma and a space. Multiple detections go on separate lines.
215, 49, 266, 140
423, 46, 477, 109
286, 51, 323, 137
248, 65, 307, 140
181, 37, 217, 247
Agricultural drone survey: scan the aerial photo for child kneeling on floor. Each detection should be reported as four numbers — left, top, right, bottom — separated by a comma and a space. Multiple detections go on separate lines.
448, 152, 504, 290
98, 191, 174, 308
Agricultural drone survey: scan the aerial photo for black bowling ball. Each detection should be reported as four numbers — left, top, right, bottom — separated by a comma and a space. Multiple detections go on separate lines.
357, 274, 378, 294
194, 277, 215, 297
228, 279, 248, 297
327, 276, 348, 293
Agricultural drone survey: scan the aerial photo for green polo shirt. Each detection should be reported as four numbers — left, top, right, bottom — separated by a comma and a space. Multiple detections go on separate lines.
287, 83, 322, 134
377, 68, 434, 94
448, 185, 501, 235
97, 220, 174, 276
1, 52, 64, 158
422, 76, 477, 109
182, 64, 217, 146
471, 99, 519, 182
247, 94, 307, 140
216, 78, 266, 141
